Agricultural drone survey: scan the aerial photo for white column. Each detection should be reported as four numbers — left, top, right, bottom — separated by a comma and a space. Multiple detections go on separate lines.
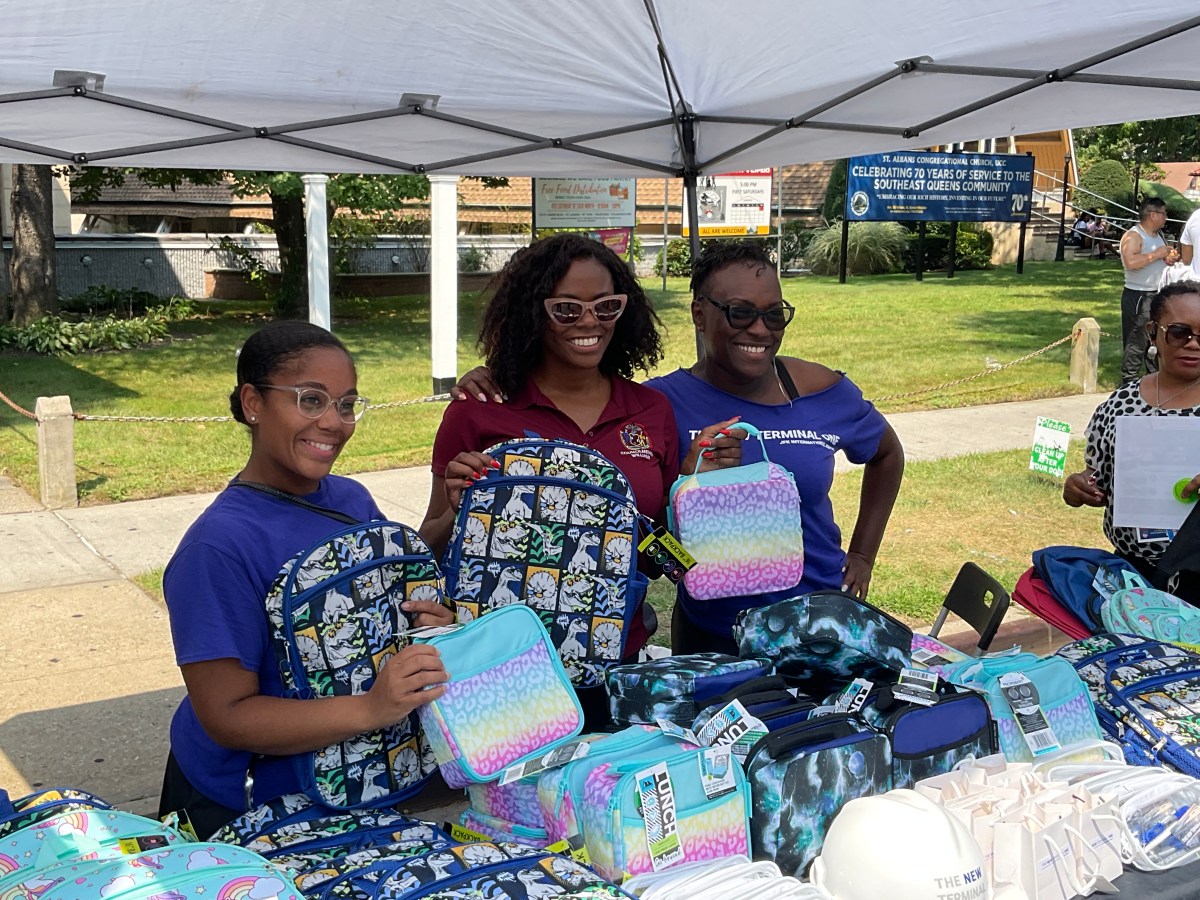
301, 174, 331, 331
429, 174, 460, 395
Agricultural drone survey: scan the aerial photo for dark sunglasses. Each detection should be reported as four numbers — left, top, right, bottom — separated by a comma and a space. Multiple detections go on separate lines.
701, 296, 795, 332
543, 294, 628, 325
1151, 322, 1200, 348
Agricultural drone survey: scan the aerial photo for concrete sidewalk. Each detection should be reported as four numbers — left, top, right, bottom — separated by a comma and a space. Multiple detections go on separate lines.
0, 393, 1104, 814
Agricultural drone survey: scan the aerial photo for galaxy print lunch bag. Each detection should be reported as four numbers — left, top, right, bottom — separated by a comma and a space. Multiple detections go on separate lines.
734, 589, 912, 695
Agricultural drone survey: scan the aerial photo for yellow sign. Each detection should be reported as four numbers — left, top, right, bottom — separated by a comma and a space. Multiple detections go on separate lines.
683, 224, 772, 237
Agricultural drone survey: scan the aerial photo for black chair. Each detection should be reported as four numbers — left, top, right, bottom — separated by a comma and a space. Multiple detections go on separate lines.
927, 561, 1011, 655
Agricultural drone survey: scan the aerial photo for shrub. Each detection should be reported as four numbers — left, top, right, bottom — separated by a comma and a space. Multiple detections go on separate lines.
805, 221, 907, 276
901, 223, 995, 273
0, 300, 190, 355
1138, 180, 1200, 227
822, 159, 848, 223
1078, 159, 1133, 216
780, 219, 817, 270
654, 238, 692, 277
458, 244, 491, 273
60, 285, 161, 318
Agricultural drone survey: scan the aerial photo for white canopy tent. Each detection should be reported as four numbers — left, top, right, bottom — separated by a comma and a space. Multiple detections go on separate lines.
4, 1, 1200, 384
4, 2, 1199, 176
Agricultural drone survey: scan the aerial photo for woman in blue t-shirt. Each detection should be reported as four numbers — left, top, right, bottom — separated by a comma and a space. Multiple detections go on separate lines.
645, 241, 904, 653
453, 241, 904, 655
159, 321, 451, 837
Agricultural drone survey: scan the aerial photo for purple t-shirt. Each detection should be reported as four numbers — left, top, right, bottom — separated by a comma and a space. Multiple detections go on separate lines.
163, 476, 383, 811
644, 368, 886, 636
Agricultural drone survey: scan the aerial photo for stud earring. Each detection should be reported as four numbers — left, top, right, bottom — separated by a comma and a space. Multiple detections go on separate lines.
249, 415, 257, 422
1148, 345, 1158, 360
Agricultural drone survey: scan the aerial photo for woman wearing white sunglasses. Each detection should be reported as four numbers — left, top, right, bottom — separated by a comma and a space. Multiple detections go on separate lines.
421, 234, 681, 726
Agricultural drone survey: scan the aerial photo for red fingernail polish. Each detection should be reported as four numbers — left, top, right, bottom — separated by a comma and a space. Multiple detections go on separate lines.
489, 460, 501, 469
464, 479, 474, 486
719, 429, 730, 436
699, 440, 711, 448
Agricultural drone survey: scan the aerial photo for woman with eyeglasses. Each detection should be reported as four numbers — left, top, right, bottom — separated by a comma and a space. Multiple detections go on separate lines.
1064, 280, 1200, 600
453, 240, 904, 655
159, 321, 451, 837
642, 240, 904, 653
421, 234, 680, 727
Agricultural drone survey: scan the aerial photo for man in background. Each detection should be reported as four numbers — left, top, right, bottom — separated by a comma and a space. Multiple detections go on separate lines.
1120, 197, 1176, 382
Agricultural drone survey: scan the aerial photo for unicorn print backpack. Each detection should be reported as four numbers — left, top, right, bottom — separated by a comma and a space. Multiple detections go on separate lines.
265, 520, 452, 808
442, 437, 646, 688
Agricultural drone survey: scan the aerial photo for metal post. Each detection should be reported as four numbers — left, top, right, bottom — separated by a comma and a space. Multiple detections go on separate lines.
947, 222, 958, 279
684, 171, 704, 360
429, 174, 460, 395
838, 218, 850, 284
662, 178, 669, 292
1132, 157, 1142, 204
1016, 220, 1028, 274
301, 174, 330, 330
776, 165, 783, 280
915, 222, 926, 281
1054, 155, 1072, 263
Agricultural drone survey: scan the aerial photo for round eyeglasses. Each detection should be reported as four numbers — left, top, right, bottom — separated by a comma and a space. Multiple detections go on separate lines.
543, 294, 628, 325
701, 296, 794, 332
255, 384, 369, 423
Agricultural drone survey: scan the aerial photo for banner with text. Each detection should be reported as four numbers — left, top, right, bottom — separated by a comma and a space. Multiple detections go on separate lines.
533, 178, 636, 229
683, 169, 773, 236
845, 152, 1034, 222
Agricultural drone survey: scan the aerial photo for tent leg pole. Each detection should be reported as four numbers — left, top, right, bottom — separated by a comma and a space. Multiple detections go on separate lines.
301, 174, 331, 331
429, 174, 459, 395
684, 171, 704, 362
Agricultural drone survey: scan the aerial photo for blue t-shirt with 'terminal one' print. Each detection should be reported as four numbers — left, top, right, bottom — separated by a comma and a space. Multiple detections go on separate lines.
645, 368, 887, 637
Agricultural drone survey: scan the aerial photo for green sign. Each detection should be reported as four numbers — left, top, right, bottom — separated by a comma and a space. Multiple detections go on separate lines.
1029, 417, 1071, 478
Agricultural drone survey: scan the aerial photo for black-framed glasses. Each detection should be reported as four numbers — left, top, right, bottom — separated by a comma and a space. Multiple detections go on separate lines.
543, 294, 628, 325
701, 296, 795, 332
255, 384, 369, 423
1152, 322, 1200, 348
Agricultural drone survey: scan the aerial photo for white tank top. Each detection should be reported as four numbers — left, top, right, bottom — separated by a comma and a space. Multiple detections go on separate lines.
1125, 224, 1166, 291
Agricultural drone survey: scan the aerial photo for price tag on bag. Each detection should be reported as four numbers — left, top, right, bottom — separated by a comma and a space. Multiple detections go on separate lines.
697, 746, 737, 800
997, 672, 1061, 756
893, 668, 940, 707
499, 737, 592, 784
833, 678, 875, 713
638, 526, 697, 583
696, 699, 768, 763
636, 762, 684, 871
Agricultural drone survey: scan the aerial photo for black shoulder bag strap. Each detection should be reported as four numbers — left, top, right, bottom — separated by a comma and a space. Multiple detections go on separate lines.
229, 479, 360, 526
775, 357, 799, 400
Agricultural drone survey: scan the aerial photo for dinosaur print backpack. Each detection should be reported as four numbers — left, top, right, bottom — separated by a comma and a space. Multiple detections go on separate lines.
442, 437, 647, 688
265, 520, 452, 809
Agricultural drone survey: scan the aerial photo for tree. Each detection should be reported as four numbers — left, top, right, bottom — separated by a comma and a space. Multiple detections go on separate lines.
1075, 117, 1200, 180
7, 164, 58, 326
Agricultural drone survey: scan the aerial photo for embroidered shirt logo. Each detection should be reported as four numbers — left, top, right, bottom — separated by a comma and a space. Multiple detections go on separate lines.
620, 422, 652, 452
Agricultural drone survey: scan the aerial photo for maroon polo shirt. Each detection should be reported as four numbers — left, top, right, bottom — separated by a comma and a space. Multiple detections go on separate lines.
432, 376, 680, 654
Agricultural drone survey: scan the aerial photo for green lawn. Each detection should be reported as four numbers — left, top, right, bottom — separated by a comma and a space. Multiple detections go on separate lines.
0, 258, 1127, 504
66, 258, 1116, 632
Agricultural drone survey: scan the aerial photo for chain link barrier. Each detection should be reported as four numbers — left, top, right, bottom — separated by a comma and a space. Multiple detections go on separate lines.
869, 330, 1081, 404
0, 387, 38, 420
2, 331, 1105, 423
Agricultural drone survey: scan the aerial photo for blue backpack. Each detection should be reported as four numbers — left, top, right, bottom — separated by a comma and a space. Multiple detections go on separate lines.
1032, 545, 1142, 632
264, 520, 451, 808
442, 437, 647, 688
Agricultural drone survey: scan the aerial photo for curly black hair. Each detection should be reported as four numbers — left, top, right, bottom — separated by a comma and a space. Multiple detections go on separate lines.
690, 240, 776, 298
478, 233, 663, 397
1150, 280, 1200, 324
229, 321, 352, 424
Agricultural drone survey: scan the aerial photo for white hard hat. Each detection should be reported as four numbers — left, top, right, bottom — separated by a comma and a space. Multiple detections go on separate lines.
809, 789, 990, 900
